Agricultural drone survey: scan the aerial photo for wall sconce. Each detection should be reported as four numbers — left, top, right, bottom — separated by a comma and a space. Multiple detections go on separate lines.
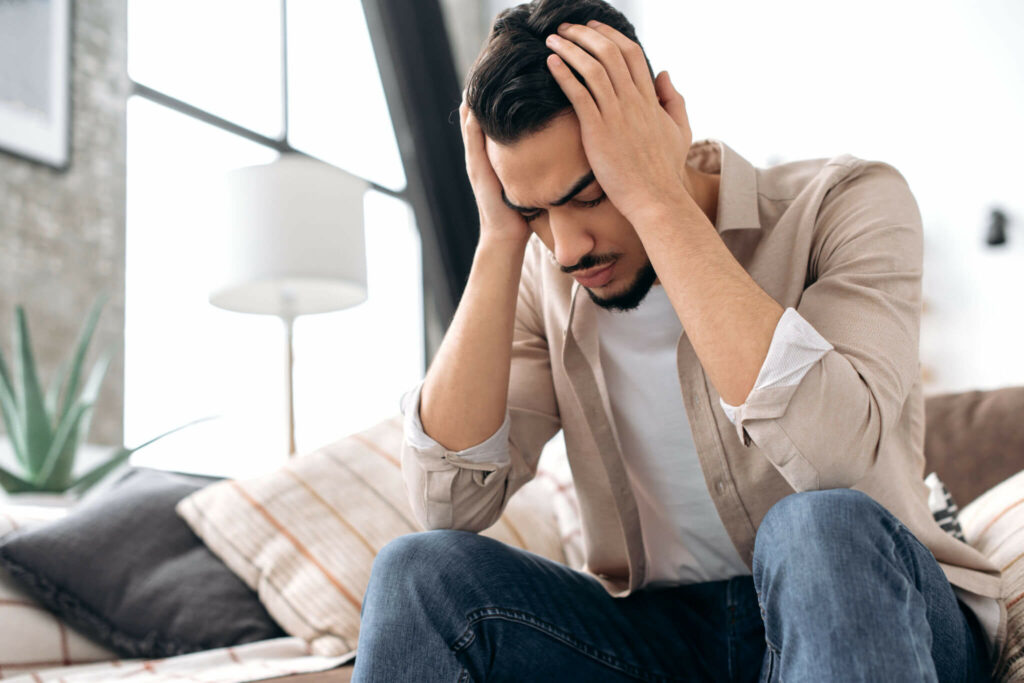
985, 207, 1009, 247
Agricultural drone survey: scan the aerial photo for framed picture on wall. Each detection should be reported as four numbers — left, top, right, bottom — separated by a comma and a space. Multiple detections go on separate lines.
0, 0, 72, 170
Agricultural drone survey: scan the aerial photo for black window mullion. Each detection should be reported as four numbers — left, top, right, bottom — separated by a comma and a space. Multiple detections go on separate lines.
361, 0, 477, 363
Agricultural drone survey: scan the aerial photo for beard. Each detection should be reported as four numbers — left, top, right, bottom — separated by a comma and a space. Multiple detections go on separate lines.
584, 258, 658, 312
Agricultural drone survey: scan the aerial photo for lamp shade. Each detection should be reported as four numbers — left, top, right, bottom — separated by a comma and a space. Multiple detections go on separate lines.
210, 154, 369, 317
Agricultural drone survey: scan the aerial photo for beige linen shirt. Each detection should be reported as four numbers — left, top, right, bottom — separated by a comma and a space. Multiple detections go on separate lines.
399, 138, 1008, 664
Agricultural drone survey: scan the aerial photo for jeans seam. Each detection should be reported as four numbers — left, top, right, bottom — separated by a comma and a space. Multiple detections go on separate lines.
763, 641, 778, 683
751, 560, 782, 654
453, 605, 681, 682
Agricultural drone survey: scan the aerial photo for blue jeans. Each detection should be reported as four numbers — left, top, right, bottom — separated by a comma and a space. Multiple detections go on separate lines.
352, 489, 992, 682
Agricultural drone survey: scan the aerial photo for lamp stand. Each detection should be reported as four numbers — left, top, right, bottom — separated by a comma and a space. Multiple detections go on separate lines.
283, 312, 297, 457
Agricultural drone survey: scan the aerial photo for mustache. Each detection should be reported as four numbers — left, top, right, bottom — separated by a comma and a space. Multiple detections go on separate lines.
561, 253, 621, 275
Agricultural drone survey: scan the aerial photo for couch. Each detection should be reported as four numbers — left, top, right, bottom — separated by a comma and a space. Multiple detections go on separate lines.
286, 385, 1024, 681
1, 386, 1022, 682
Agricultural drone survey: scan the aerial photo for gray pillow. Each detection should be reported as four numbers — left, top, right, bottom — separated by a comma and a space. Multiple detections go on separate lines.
0, 467, 286, 657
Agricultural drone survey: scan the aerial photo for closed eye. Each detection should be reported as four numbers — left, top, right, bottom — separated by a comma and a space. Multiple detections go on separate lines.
520, 192, 606, 223
575, 193, 606, 208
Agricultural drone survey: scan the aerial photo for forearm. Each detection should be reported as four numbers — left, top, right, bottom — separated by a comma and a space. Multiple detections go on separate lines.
634, 194, 784, 406
420, 235, 529, 452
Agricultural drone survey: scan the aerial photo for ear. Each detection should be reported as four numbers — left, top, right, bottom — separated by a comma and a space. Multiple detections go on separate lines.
655, 71, 687, 128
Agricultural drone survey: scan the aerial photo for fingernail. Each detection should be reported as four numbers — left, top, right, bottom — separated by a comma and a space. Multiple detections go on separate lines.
558, 22, 570, 31
587, 19, 599, 27
546, 34, 561, 46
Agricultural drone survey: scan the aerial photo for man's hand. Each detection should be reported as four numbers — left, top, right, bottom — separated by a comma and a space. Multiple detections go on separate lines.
544, 21, 694, 227
459, 92, 533, 247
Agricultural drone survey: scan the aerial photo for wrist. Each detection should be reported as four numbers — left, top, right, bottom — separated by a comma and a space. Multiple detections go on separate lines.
477, 231, 531, 256
624, 192, 696, 233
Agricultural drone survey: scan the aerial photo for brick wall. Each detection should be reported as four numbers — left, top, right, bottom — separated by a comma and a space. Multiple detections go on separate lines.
0, 0, 128, 447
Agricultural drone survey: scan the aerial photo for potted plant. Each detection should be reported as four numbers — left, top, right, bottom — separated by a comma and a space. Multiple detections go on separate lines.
0, 292, 212, 505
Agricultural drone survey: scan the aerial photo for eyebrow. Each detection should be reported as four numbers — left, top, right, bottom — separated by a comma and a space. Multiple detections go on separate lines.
501, 170, 597, 213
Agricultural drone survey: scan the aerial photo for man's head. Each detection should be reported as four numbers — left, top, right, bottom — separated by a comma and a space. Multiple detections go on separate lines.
465, 0, 661, 312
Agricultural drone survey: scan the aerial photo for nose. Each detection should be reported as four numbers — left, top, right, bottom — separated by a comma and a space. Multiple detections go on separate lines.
549, 209, 595, 271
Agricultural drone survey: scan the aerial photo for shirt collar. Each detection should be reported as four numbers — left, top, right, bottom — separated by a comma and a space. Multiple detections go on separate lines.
686, 138, 762, 234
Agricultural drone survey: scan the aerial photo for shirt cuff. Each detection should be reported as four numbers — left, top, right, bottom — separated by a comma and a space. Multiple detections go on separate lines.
719, 308, 834, 424
400, 379, 512, 465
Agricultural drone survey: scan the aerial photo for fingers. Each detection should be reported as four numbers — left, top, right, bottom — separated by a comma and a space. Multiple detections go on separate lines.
546, 53, 600, 121
459, 97, 503, 194
545, 31, 616, 113
553, 22, 636, 100
584, 21, 658, 102
654, 71, 687, 128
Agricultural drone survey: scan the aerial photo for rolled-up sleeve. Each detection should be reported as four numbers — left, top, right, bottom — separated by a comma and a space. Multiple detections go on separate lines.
399, 236, 562, 532
719, 308, 834, 425
721, 160, 923, 491
400, 379, 511, 466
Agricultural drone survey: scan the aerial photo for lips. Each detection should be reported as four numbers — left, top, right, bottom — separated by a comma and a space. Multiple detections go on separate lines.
573, 262, 616, 288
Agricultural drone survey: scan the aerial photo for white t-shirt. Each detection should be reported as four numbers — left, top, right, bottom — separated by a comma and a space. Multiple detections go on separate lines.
593, 282, 749, 585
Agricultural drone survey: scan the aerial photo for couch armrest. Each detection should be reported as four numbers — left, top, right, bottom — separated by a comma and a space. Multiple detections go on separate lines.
924, 385, 1024, 507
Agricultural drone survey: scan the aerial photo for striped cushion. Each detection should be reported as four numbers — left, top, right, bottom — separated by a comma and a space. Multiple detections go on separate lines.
959, 468, 1024, 681
925, 472, 967, 542
176, 415, 566, 658
0, 507, 119, 677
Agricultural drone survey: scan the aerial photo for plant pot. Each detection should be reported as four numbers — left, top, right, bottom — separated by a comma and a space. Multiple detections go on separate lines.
3, 490, 78, 505
0, 490, 81, 516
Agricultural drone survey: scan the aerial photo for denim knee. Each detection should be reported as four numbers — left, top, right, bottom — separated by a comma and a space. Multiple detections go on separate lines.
369, 529, 483, 584
753, 489, 884, 570
364, 529, 501, 613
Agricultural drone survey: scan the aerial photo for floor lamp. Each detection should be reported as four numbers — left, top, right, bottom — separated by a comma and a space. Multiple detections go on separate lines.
209, 153, 369, 457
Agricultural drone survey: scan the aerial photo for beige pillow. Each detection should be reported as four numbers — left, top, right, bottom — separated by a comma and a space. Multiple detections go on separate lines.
176, 415, 567, 658
958, 468, 1024, 681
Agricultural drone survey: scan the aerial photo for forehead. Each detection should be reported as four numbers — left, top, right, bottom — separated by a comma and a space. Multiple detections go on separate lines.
485, 112, 591, 207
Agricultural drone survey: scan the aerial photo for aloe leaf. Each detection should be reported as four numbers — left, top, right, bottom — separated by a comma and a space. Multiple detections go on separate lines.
64, 446, 134, 495
0, 463, 37, 493
66, 415, 219, 494
0, 379, 28, 469
45, 355, 70, 429
40, 321, 117, 491
57, 292, 108, 426
14, 306, 53, 475
0, 330, 28, 468
69, 344, 116, 452
0, 339, 15, 404
36, 402, 88, 488
52, 345, 117, 490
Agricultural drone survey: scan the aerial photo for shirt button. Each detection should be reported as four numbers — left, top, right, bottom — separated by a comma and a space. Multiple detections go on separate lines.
716, 480, 726, 494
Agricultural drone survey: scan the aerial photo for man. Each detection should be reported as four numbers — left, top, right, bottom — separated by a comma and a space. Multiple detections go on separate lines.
352, 1, 1003, 680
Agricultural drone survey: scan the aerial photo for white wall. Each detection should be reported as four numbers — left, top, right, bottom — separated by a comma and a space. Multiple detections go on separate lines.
633, 0, 1024, 394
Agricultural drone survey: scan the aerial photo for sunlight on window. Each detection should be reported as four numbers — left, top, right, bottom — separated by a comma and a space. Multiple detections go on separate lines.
286, 0, 406, 191
125, 97, 423, 477
292, 190, 424, 450
125, 96, 283, 477
127, 0, 284, 138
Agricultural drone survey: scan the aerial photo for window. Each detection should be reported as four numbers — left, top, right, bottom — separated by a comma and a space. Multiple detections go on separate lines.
125, 0, 423, 477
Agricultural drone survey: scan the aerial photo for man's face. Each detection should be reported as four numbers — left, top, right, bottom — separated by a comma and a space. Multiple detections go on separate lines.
485, 111, 658, 312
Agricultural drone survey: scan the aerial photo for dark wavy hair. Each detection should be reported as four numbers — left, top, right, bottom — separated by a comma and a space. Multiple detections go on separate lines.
465, 0, 653, 144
